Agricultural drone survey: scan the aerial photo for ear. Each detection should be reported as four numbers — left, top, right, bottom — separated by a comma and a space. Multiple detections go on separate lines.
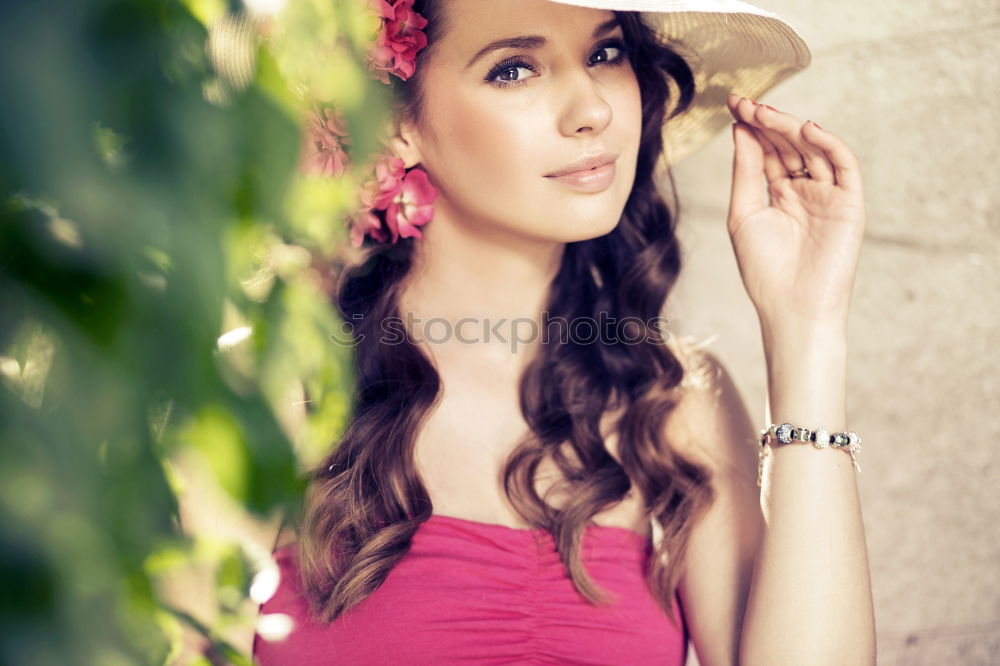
384, 117, 425, 170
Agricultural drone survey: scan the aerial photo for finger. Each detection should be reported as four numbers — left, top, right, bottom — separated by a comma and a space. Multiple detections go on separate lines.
801, 121, 863, 192
732, 96, 810, 180
730, 121, 766, 216
746, 123, 790, 185
797, 124, 836, 184
726, 92, 745, 119
728, 94, 762, 127
730, 97, 796, 182
750, 105, 810, 177
755, 105, 836, 183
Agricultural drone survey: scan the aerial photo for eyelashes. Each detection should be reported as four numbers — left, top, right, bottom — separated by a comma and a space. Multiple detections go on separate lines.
484, 38, 633, 89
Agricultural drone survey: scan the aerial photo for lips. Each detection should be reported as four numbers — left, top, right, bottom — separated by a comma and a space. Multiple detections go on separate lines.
545, 151, 618, 178
544, 161, 617, 193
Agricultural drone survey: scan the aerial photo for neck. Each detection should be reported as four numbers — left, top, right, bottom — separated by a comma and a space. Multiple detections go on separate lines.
398, 208, 565, 374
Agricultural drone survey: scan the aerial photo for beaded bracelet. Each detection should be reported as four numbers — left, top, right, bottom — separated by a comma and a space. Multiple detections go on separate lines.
756, 422, 862, 486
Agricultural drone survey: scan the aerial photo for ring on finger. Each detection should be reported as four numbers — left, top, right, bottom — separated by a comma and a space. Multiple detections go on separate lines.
754, 124, 809, 180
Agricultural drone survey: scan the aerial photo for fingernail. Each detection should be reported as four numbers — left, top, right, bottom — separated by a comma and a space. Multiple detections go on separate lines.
763, 104, 778, 112
809, 120, 824, 130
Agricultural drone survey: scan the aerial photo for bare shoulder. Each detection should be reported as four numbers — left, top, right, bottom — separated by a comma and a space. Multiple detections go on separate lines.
661, 337, 763, 666
661, 337, 758, 476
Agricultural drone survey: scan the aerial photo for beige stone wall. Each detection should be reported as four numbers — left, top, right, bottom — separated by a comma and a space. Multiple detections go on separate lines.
666, 2, 1000, 664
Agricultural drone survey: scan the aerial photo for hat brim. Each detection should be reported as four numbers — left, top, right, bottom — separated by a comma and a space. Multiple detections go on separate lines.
546, 0, 812, 168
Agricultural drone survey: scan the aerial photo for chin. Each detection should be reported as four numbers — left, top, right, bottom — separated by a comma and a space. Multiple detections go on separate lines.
548, 214, 623, 243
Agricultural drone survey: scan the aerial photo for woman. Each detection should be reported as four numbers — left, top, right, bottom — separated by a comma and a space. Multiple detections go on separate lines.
254, 0, 876, 663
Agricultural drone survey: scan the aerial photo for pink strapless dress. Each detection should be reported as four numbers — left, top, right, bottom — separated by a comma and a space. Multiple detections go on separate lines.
252, 514, 689, 665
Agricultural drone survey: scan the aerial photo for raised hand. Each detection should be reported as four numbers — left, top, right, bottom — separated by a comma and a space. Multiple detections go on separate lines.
725, 92, 867, 333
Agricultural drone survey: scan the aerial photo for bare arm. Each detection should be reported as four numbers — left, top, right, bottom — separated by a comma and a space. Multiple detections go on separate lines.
669, 350, 764, 666
719, 91, 876, 664
673, 79, 877, 662
668, 339, 874, 666
738, 322, 875, 665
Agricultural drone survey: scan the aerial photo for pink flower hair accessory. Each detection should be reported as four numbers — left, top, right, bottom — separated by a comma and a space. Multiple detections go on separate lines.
297, 0, 436, 247
366, 0, 429, 84
348, 152, 438, 247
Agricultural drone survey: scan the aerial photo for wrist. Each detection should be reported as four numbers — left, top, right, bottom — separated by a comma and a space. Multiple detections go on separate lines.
760, 313, 848, 352
762, 323, 848, 432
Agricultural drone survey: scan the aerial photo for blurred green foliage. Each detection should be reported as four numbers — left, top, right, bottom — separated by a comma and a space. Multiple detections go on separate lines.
0, 0, 387, 662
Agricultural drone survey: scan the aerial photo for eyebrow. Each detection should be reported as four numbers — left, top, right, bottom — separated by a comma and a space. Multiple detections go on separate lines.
463, 16, 621, 71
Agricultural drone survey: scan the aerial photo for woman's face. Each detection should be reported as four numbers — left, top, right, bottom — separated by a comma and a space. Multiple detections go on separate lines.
397, 0, 643, 245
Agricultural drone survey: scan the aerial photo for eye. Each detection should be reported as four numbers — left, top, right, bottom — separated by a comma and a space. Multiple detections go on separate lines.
486, 59, 536, 89
590, 38, 631, 67
484, 37, 632, 90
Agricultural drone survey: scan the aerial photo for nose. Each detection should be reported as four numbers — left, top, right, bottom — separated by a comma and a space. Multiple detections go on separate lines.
557, 68, 614, 136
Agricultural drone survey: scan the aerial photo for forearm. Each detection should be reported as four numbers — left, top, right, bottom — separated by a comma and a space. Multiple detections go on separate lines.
738, 319, 876, 665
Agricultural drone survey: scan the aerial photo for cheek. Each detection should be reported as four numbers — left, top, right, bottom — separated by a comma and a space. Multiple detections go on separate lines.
622, 77, 643, 141
434, 100, 545, 193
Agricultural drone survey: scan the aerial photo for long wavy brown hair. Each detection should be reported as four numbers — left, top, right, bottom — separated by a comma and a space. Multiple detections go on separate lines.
292, 3, 716, 630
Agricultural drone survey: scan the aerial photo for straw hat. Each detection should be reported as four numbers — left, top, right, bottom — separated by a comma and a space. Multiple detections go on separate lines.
548, 0, 811, 167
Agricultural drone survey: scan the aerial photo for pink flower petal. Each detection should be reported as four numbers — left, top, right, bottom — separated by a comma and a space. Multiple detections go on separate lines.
299, 106, 351, 177
386, 167, 437, 239
371, 155, 406, 209
366, 0, 429, 83
348, 210, 387, 247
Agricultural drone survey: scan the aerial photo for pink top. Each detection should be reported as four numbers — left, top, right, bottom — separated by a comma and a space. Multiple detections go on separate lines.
253, 513, 689, 665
